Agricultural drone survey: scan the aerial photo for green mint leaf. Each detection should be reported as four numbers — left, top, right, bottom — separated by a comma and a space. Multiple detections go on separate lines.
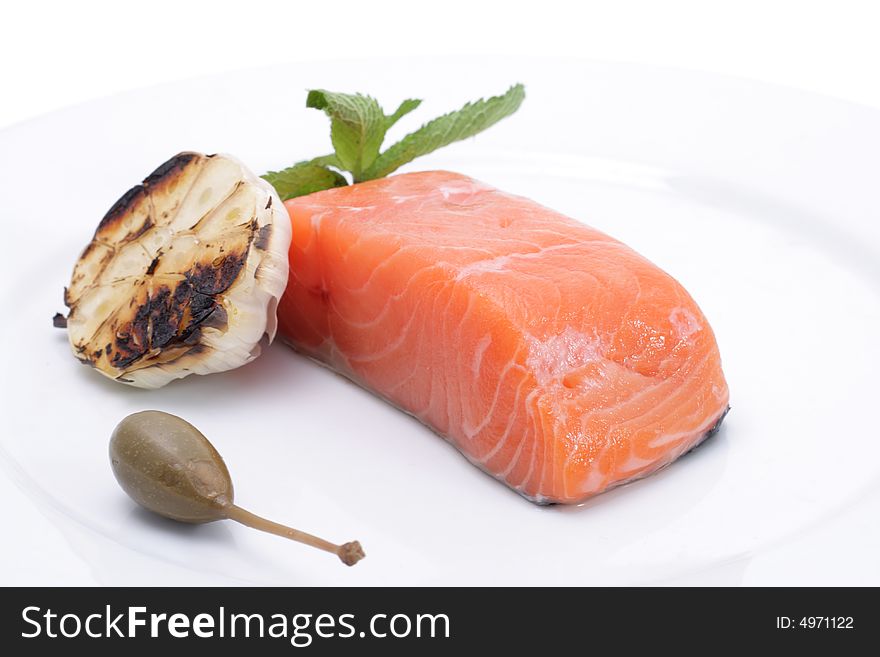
306, 153, 342, 168
385, 98, 422, 129
363, 84, 525, 180
262, 162, 348, 201
264, 85, 525, 191
306, 90, 387, 180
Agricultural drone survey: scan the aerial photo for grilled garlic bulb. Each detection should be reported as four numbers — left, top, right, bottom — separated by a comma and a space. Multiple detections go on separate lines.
62, 152, 292, 388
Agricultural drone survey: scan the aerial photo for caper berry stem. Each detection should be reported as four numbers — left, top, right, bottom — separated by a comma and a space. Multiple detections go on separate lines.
225, 505, 365, 566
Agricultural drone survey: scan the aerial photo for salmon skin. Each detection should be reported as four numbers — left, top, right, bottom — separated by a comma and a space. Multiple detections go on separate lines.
278, 171, 729, 504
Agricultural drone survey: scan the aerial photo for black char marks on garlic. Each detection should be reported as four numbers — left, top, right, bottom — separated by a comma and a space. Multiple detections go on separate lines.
93, 154, 250, 371
254, 224, 273, 251
107, 253, 244, 371
62, 151, 291, 388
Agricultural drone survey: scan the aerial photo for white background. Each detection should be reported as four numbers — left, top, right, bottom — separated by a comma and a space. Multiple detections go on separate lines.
3, 0, 880, 129
2, 0, 879, 585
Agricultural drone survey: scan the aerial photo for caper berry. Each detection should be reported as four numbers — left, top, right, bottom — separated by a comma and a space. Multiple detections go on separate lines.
110, 410, 364, 566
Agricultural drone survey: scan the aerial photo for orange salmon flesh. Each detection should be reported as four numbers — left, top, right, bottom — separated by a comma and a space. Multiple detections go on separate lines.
278, 171, 729, 504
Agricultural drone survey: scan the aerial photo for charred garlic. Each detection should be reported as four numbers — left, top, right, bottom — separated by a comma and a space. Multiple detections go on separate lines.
60, 152, 291, 388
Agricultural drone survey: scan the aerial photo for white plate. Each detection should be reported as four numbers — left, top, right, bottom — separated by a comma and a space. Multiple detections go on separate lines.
1, 57, 879, 586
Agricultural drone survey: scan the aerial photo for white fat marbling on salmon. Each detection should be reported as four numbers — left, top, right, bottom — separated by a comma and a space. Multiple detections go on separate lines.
438, 180, 489, 202
472, 334, 493, 377
310, 210, 331, 231
669, 306, 701, 340
454, 243, 583, 281
619, 452, 659, 474
526, 327, 604, 387
455, 254, 512, 280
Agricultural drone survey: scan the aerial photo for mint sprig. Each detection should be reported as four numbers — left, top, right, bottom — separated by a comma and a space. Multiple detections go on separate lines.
262, 162, 347, 200
263, 84, 524, 200
305, 91, 387, 180
363, 84, 525, 180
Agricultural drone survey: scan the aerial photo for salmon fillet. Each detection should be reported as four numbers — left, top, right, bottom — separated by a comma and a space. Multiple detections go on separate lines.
278, 171, 729, 504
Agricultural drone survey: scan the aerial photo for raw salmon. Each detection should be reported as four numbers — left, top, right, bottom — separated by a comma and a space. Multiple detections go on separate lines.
278, 171, 729, 504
